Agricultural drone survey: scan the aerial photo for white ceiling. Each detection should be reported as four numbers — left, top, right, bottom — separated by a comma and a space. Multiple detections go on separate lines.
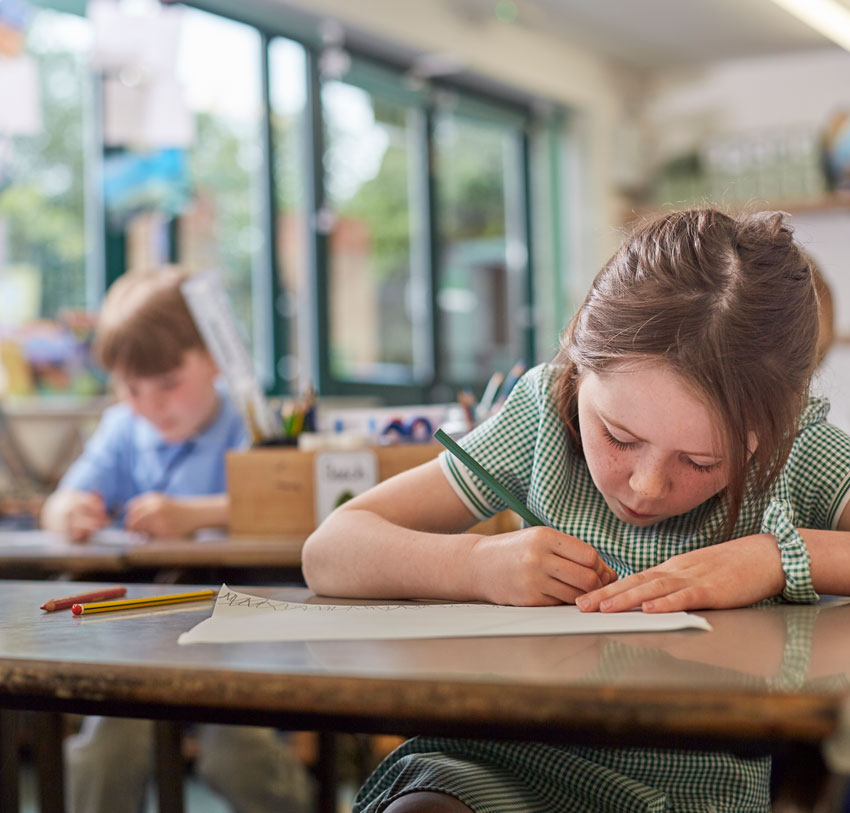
452, 0, 844, 68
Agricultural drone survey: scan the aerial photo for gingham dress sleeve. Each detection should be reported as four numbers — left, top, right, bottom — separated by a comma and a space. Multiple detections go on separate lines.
439, 364, 548, 520
782, 398, 850, 530
761, 398, 850, 604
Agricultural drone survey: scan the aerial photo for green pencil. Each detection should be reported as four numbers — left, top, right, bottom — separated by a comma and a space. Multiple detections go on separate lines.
434, 428, 543, 527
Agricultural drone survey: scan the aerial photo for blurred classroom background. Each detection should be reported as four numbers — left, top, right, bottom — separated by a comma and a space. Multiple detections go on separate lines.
1, 0, 850, 526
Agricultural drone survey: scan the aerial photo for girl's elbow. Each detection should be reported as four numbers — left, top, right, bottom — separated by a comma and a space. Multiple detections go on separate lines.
301, 534, 338, 595
300, 536, 321, 591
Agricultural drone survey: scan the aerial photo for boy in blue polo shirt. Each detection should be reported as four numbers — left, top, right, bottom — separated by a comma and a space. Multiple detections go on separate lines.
42, 267, 242, 541
42, 267, 311, 813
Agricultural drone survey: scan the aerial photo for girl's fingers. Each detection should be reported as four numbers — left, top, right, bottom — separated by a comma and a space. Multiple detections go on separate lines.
578, 573, 685, 613
641, 589, 695, 613
576, 574, 641, 611
550, 558, 607, 593
598, 561, 618, 585
540, 577, 584, 606
555, 536, 617, 584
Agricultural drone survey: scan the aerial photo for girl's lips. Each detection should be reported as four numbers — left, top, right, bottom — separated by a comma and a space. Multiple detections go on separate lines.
619, 501, 656, 520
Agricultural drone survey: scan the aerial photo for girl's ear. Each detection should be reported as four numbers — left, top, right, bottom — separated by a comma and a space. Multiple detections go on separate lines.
746, 431, 759, 461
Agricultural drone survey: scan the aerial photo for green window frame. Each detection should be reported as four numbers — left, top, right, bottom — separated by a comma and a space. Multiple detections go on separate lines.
98, 1, 566, 406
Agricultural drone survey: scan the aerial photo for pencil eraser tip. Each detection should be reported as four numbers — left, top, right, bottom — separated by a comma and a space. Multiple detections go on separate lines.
71, 604, 82, 615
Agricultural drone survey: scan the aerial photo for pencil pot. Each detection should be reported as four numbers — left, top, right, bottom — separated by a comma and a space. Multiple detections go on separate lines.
227, 444, 520, 537
227, 443, 442, 535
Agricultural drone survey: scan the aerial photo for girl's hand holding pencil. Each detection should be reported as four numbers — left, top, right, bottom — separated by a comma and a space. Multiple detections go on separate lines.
435, 429, 617, 605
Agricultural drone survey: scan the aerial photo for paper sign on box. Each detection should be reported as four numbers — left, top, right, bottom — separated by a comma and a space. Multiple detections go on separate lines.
314, 450, 378, 525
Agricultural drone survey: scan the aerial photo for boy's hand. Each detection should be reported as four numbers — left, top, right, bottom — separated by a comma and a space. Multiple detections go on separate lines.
124, 492, 195, 538
469, 526, 617, 606
575, 534, 786, 613
67, 491, 110, 542
42, 490, 110, 542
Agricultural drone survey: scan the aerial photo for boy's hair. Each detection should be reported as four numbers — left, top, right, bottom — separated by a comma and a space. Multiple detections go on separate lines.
554, 208, 819, 538
93, 266, 206, 377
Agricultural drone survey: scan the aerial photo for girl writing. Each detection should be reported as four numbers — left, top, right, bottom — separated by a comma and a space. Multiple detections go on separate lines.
303, 208, 850, 812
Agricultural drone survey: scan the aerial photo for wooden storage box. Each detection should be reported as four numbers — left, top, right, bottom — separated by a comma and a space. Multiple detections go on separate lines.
227, 443, 518, 537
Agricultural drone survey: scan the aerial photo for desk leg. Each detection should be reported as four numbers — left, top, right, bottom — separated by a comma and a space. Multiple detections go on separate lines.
0, 709, 19, 813
316, 732, 337, 813
773, 743, 849, 812
153, 721, 184, 813
32, 711, 64, 813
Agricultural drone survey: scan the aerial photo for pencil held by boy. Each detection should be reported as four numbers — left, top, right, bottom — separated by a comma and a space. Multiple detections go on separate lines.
41, 267, 245, 542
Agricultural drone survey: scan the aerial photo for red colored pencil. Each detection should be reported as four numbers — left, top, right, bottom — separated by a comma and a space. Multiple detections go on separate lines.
40, 586, 127, 612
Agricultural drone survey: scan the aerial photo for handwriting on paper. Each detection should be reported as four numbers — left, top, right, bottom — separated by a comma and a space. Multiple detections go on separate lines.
177, 585, 711, 645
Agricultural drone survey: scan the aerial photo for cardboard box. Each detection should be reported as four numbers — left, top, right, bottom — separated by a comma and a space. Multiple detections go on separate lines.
227, 443, 518, 537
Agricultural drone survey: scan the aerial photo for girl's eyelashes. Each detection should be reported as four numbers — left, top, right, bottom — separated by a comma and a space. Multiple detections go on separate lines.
602, 423, 719, 474
601, 425, 636, 450
686, 458, 718, 474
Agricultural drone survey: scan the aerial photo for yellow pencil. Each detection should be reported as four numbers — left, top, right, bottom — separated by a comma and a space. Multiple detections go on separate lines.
71, 589, 216, 616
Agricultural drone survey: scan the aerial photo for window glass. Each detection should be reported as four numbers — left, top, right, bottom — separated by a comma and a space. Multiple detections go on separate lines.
434, 111, 527, 386
101, 4, 266, 377
176, 9, 266, 376
0, 10, 90, 321
269, 37, 308, 391
322, 80, 425, 384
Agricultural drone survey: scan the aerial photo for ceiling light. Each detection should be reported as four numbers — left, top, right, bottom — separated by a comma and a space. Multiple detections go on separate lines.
769, 0, 850, 52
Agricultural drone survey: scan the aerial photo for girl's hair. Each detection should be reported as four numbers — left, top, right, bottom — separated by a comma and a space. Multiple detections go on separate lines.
93, 266, 207, 377
555, 208, 819, 536
810, 258, 835, 366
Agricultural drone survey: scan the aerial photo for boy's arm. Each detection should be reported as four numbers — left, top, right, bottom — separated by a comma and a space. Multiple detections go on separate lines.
56, 405, 134, 515
41, 489, 110, 542
124, 493, 230, 538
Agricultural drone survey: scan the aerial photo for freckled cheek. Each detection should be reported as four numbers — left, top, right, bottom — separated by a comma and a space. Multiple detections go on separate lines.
582, 438, 627, 490
674, 469, 728, 507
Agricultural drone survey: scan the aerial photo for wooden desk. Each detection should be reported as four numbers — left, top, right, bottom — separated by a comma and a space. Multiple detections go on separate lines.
0, 530, 307, 576
1, 583, 847, 746
3, 582, 850, 805
0, 532, 125, 574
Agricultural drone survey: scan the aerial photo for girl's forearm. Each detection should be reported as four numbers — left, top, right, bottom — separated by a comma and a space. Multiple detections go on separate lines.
302, 507, 482, 600
800, 528, 850, 596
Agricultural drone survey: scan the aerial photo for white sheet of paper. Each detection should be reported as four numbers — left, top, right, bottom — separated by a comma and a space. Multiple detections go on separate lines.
178, 585, 712, 645
89, 528, 147, 546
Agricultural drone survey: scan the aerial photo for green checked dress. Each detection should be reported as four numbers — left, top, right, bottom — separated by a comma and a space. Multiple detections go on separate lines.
353, 363, 850, 813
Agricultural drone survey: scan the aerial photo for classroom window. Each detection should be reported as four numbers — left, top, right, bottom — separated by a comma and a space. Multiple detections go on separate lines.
176, 9, 267, 377
321, 80, 426, 385
91, 1, 555, 404
0, 9, 90, 323
434, 109, 528, 386
268, 37, 309, 391
102, 4, 269, 380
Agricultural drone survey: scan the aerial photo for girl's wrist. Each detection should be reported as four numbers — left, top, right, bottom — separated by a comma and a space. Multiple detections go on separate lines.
761, 500, 819, 603
462, 533, 490, 602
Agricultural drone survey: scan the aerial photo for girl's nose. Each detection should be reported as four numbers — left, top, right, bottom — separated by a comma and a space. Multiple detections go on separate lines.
629, 459, 670, 499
